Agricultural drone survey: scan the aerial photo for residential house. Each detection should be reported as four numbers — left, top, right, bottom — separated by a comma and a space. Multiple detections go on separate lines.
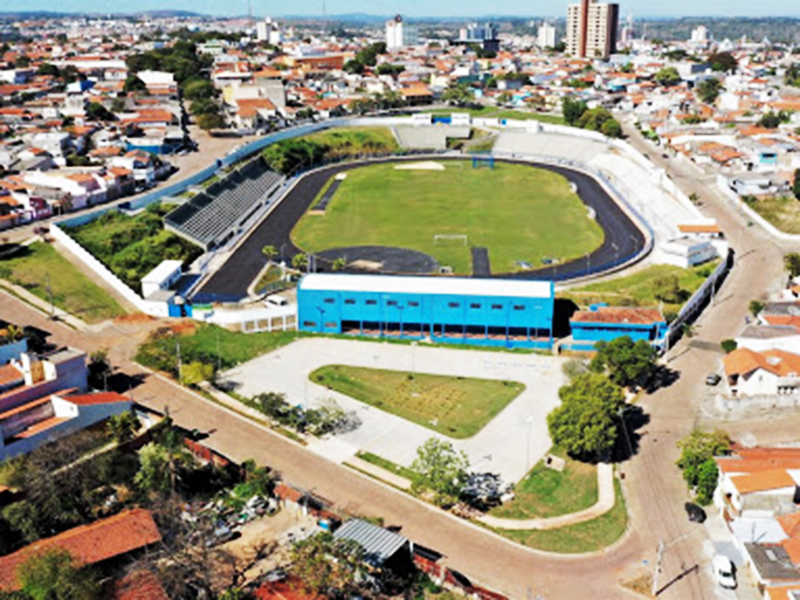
0, 509, 161, 592
723, 347, 800, 397
0, 347, 133, 461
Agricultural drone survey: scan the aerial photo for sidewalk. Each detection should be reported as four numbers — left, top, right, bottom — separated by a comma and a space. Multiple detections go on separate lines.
0, 279, 88, 331
478, 462, 615, 531
345, 456, 412, 490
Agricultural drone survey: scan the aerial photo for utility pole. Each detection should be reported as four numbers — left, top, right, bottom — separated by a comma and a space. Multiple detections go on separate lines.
652, 540, 666, 596
46, 272, 54, 318
175, 340, 183, 384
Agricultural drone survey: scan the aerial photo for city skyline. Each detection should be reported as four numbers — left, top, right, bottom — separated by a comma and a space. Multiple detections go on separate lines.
5, 0, 800, 19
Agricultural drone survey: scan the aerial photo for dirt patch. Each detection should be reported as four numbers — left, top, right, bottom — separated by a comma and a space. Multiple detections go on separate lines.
394, 161, 445, 171
169, 321, 197, 335
114, 313, 155, 325
318, 245, 439, 275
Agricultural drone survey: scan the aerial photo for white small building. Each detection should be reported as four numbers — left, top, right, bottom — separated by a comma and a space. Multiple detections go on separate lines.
736, 326, 800, 355
660, 238, 717, 268
140, 260, 183, 318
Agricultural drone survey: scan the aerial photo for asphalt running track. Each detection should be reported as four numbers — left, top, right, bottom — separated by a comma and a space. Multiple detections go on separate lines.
195, 157, 647, 302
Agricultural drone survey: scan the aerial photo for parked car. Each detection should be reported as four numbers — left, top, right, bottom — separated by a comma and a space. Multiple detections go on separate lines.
712, 554, 736, 589
706, 373, 722, 386
684, 502, 707, 523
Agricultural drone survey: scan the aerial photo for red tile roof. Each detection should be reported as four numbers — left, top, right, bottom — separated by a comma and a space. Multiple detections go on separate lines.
730, 469, 796, 494
724, 348, 800, 378
716, 447, 800, 475
0, 509, 161, 591
62, 391, 130, 406
571, 306, 665, 325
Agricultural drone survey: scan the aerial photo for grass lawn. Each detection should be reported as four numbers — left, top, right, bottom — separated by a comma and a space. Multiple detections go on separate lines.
490, 110, 566, 125
745, 196, 800, 234
293, 161, 603, 274
488, 447, 598, 520
309, 365, 525, 439
355, 451, 417, 481
136, 323, 306, 376
560, 262, 718, 316
497, 479, 627, 554
0, 242, 126, 323
254, 265, 285, 293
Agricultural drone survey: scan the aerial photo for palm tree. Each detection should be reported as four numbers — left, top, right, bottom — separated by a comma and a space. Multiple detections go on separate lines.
331, 257, 347, 272
261, 245, 276, 262
291, 254, 309, 272
4, 324, 22, 342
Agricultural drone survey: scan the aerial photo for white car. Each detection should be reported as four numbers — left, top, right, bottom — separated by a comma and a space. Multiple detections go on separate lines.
712, 554, 737, 589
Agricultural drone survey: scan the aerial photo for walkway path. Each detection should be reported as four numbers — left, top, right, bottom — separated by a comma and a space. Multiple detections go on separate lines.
344, 456, 412, 490
478, 462, 615, 530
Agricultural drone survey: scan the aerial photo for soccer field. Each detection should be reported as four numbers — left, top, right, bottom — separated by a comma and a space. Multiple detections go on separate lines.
291, 161, 604, 274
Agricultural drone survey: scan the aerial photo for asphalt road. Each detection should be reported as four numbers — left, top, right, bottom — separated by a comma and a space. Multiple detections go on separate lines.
195, 156, 647, 301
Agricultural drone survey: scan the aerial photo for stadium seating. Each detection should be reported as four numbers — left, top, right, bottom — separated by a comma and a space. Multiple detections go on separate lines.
165, 156, 284, 249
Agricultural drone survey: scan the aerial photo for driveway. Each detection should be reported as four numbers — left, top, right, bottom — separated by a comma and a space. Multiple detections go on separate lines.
219, 337, 566, 484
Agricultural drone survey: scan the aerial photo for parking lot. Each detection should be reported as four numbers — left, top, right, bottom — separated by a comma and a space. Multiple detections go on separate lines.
219, 338, 567, 483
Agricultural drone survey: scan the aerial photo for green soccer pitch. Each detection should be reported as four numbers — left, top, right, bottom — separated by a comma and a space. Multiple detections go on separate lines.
291, 161, 604, 274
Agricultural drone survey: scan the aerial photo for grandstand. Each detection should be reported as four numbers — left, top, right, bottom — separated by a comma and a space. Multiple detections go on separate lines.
393, 125, 471, 150
165, 157, 285, 250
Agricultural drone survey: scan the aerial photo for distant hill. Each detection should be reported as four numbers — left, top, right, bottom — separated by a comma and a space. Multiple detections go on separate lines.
0, 9, 203, 19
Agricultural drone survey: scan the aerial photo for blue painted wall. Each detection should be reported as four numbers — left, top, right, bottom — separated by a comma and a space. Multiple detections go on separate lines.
297, 282, 555, 349
570, 321, 667, 344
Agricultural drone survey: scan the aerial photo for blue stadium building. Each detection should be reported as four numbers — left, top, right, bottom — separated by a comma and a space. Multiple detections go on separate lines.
297, 274, 555, 349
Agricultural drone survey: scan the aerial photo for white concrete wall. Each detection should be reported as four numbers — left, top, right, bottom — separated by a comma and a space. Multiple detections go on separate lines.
716, 174, 800, 242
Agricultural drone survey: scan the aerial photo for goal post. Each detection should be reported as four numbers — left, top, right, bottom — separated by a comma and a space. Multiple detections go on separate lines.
434, 234, 468, 247
472, 154, 495, 169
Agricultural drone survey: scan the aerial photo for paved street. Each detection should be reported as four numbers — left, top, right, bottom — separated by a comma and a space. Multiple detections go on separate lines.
1, 124, 795, 599
220, 337, 566, 483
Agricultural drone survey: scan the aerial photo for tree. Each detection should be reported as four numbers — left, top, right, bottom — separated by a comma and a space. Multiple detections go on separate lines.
410, 438, 469, 506
86, 102, 115, 122
655, 67, 682, 87
110, 97, 126, 113
786, 63, 800, 88
343, 60, 365, 75
181, 361, 214, 387
261, 244, 276, 261
196, 113, 225, 131
590, 336, 658, 388
676, 430, 730, 503
695, 459, 719, 505
786, 252, 800, 277
758, 112, 783, 129
794, 169, 800, 201
331, 257, 347, 272
290, 532, 366, 596
720, 339, 737, 354
37, 63, 60, 77
600, 118, 622, 138
442, 83, 473, 106
87, 349, 112, 390
749, 300, 765, 317
562, 97, 588, 126
547, 373, 626, 461
707, 51, 737, 73
123, 74, 147, 94
696, 77, 722, 104
291, 253, 309, 272
562, 358, 590, 380
17, 549, 101, 600
106, 411, 141, 444
183, 78, 216, 100
135, 442, 172, 493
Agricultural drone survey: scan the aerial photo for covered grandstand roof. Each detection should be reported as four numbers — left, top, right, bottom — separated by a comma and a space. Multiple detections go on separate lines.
299, 274, 553, 299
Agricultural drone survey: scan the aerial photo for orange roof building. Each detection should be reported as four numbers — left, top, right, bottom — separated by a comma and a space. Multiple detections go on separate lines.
0, 509, 161, 591
569, 305, 667, 350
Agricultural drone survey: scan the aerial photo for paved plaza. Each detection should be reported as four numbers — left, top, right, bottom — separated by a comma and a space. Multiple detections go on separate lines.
219, 337, 567, 483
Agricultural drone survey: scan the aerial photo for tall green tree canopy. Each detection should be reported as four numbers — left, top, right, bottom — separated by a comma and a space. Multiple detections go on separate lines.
590, 336, 659, 388
547, 373, 626, 461
411, 437, 470, 506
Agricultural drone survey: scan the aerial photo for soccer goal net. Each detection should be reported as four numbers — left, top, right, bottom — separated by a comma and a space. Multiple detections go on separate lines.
434, 234, 468, 247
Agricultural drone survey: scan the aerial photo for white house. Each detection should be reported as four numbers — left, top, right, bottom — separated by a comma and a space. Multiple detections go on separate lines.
724, 347, 800, 397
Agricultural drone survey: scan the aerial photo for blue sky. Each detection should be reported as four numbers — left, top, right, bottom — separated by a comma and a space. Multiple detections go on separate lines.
15, 0, 800, 18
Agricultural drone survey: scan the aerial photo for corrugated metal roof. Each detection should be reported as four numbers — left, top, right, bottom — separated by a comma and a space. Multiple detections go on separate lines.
299, 274, 553, 299
333, 519, 408, 566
